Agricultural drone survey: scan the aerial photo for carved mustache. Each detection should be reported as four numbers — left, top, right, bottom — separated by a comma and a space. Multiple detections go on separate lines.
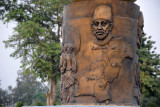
94, 29, 109, 33
93, 29, 110, 40
96, 29, 104, 32
96, 31, 104, 35
96, 34, 106, 40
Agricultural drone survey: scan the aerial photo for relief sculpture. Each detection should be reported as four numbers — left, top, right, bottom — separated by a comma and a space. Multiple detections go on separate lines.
60, 43, 77, 104
76, 38, 134, 104
60, 26, 80, 104
61, 0, 142, 105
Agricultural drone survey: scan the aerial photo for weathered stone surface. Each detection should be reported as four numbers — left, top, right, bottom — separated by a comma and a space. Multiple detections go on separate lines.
64, 0, 140, 22
60, 0, 142, 106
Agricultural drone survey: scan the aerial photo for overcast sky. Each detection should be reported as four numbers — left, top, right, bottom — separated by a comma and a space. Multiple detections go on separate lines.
0, 0, 160, 90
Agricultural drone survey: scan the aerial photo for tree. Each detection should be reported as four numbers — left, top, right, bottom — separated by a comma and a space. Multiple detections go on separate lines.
0, 88, 7, 105
12, 71, 48, 105
32, 92, 46, 106
139, 34, 160, 107
0, 0, 70, 105
0, 86, 12, 106
0, 72, 48, 106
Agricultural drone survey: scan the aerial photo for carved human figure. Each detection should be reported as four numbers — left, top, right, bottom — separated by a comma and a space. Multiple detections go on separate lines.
60, 44, 67, 103
91, 5, 113, 45
60, 43, 77, 104
97, 38, 133, 103
59, 45, 67, 74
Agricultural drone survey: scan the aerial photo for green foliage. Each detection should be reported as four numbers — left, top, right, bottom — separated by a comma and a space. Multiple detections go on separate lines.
0, 73, 48, 106
140, 94, 160, 107
12, 72, 48, 105
0, 87, 13, 105
0, 104, 2, 107
0, 0, 70, 105
32, 92, 46, 105
31, 99, 45, 106
139, 34, 160, 107
0, 0, 70, 81
16, 101, 24, 107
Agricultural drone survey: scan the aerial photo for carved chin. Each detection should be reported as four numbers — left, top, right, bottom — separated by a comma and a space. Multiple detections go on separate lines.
95, 34, 107, 40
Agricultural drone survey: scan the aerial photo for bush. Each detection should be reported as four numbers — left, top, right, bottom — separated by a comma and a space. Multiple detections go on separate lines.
16, 101, 24, 107
0, 104, 2, 107
32, 100, 45, 106
141, 95, 160, 107
54, 101, 60, 105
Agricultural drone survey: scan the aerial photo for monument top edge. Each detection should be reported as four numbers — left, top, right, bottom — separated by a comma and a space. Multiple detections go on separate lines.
64, 0, 139, 10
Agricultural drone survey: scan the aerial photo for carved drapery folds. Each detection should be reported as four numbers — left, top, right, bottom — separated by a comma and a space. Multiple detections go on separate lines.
60, 26, 80, 104
76, 38, 134, 104
60, 43, 77, 103
61, 0, 143, 106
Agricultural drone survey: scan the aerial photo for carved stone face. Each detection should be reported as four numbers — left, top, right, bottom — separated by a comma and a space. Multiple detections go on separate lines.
91, 5, 113, 41
91, 19, 112, 40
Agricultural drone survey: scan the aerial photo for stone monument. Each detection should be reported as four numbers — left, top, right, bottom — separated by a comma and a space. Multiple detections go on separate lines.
59, 0, 144, 106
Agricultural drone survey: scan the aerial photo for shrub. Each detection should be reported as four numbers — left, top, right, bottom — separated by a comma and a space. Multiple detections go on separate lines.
16, 101, 24, 107
33, 100, 45, 106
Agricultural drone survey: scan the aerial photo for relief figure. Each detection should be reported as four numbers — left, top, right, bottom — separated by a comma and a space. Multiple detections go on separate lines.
91, 5, 113, 46
60, 43, 77, 104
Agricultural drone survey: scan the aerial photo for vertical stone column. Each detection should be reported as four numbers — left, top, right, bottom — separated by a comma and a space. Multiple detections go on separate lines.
60, 0, 144, 106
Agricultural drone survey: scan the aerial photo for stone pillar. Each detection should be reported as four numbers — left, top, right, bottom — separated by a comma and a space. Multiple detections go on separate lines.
60, 0, 144, 106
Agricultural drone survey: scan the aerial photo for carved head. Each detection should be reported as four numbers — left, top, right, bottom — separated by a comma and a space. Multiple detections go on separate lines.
61, 45, 65, 53
66, 43, 74, 54
91, 5, 113, 40
64, 44, 68, 53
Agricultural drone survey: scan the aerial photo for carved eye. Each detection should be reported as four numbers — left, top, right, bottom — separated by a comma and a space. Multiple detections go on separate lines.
93, 21, 99, 26
101, 21, 107, 26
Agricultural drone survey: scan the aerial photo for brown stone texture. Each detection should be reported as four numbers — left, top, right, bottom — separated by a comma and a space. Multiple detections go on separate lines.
60, 0, 143, 106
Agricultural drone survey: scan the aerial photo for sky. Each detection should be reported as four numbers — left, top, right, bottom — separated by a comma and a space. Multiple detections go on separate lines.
0, 0, 160, 90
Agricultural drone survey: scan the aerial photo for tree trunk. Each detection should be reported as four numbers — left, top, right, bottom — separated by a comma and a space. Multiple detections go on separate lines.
46, 78, 56, 105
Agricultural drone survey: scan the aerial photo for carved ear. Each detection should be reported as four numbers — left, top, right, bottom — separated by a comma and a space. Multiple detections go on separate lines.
109, 22, 113, 32
91, 20, 96, 31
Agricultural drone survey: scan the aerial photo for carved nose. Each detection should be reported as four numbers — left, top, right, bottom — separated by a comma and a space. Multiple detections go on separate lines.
98, 24, 102, 29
